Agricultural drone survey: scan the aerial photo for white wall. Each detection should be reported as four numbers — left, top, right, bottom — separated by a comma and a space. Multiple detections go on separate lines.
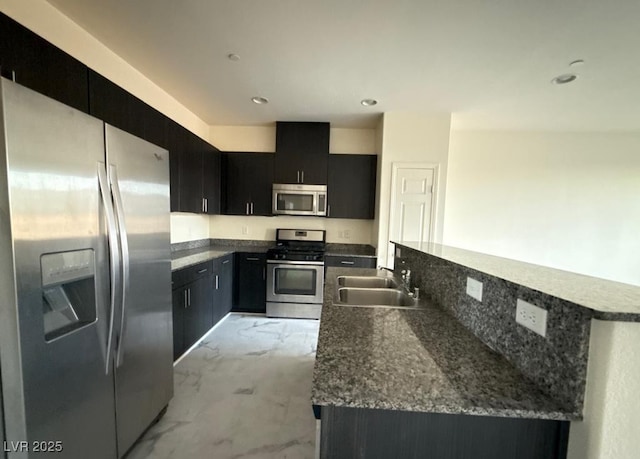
210, 125, 376, 154
568, 320, 640, 459
375, 112, 452, 266
443, 129, 640, 286
209, 215, 373, 244
209, 125, 377, 244
170, 213, 211, 244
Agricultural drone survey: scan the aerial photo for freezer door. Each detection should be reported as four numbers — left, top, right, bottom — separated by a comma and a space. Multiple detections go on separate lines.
105, 125, 173, 456
0, 79, 117, 458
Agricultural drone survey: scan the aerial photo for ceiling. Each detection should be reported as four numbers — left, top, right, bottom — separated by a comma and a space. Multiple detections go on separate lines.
47, 0, 640, 130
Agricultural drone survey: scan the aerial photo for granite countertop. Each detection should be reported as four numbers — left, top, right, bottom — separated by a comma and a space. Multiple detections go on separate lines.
171, 242, 271, 271
311, 267, 578, 421
171, 240, 376, 271
393, 241, 640, 320
325, 244, 376, 257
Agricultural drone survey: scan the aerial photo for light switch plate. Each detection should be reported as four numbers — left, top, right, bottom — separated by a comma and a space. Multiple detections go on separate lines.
466, 277, 483, 302
516, 299, 548, 337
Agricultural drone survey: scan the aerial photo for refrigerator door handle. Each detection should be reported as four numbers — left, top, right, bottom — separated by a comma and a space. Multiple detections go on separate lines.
98, 163, 121, 375
110, 165, 130, 368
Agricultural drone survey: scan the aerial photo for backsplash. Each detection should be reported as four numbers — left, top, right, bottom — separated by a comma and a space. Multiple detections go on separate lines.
395, 244, 591, 415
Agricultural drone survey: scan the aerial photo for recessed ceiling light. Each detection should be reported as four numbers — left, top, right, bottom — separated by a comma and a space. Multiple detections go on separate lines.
361, 99, 378, 106
551, 74, 578, 85
251, 96, 269, 105
227, 53, 240, 61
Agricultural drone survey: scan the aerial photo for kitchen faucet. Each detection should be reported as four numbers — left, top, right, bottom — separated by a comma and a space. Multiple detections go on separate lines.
400, 267, 419, 300
401, 268, 411, 290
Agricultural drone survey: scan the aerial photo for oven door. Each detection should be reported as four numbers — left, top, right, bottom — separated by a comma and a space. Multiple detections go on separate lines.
273, 190, 318, 216
266, 261, 324, 304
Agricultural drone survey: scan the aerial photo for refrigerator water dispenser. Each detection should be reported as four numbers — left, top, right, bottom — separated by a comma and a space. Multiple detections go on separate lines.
41, 249, 97, 341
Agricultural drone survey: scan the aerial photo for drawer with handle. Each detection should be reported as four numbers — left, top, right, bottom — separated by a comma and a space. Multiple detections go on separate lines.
325, 255, 376, 269
172, 260, 213, 289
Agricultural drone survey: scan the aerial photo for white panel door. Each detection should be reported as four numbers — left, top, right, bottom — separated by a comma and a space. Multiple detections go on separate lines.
388, 166, 435, 268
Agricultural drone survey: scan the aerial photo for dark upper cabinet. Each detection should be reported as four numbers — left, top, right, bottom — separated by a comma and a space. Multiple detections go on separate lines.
1, 13, 223, 216
167, 120, 187, 212
327, 154, 377, 219
89, 70, 168, 147
173, 127, 221, 215
233, 253, 267, 313
0, 12, 89, 112
202, 140, 222, 215
275, 122, 329, 185
179, 134, 204, 213
223, 152, 274, 216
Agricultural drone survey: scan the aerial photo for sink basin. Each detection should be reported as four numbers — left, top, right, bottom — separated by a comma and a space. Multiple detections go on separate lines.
337, 276, 399, 289
336, 287, 418, 308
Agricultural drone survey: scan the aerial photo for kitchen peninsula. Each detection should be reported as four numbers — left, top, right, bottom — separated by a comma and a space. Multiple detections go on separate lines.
312, 242, 640, 458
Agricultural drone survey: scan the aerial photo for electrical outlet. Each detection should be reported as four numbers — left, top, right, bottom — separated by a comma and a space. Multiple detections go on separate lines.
466, 277, 483, 302
343, 230, 350, 239
241, 225, 249, 235
515, 299, 548, 337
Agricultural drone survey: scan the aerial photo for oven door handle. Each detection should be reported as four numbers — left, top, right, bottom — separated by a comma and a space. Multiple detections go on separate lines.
266, 260, 325, 266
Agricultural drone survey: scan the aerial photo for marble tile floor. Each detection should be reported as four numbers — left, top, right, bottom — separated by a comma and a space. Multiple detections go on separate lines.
127, 313, 321, 459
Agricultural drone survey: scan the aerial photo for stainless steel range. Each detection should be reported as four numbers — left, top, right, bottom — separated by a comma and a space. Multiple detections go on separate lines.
266, 229, 326, 319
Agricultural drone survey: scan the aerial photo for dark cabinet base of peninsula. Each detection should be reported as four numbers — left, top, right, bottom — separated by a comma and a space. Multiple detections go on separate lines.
320, 406, 568, 459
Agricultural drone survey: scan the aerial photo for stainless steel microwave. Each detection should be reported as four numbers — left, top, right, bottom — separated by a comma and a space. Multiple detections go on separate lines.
272, 183, 327, 216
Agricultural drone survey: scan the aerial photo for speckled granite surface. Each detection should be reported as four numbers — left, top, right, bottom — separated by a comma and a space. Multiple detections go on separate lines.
325, 243, 376, 257
312, 267, 579, 421
171, 240, 273, 271
395, 242, 640, 319
395, 245, 590, 415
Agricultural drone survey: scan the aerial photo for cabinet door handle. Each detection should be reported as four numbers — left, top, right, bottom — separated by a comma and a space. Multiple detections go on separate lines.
246, 202, 249, 215
11, 70, 16, 82
183, 289, 188, 308
327, 205, 331, 217
263, 267, 266, 280
340, 261, 355, 265
205, 198, 208, 213
222, 259, 230, 265
250, 202, 254, 215
197, 268, 208, 274
301, 170, 304, 183
187, 288, 191, 306
246, 257, 260, 261
215, 275, 219, 290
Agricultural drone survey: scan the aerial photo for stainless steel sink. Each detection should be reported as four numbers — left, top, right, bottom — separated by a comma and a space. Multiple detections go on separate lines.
336, 287, 419, 309
337, 276, 399, 289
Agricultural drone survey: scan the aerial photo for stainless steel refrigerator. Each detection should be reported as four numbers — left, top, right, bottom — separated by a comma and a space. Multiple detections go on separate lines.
0, 78, 173, 458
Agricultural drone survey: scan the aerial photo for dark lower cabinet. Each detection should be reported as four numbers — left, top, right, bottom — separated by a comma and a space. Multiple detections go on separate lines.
171, 261, 213, 360
233, 253, 267, 313
327, 154, 377, 219
320, 406, 569, 459
172, 256, 235, 361
183, 276, 213, 348
212, 254, 234, 323
1, 12, 89, 113
171, 287, 186, 361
